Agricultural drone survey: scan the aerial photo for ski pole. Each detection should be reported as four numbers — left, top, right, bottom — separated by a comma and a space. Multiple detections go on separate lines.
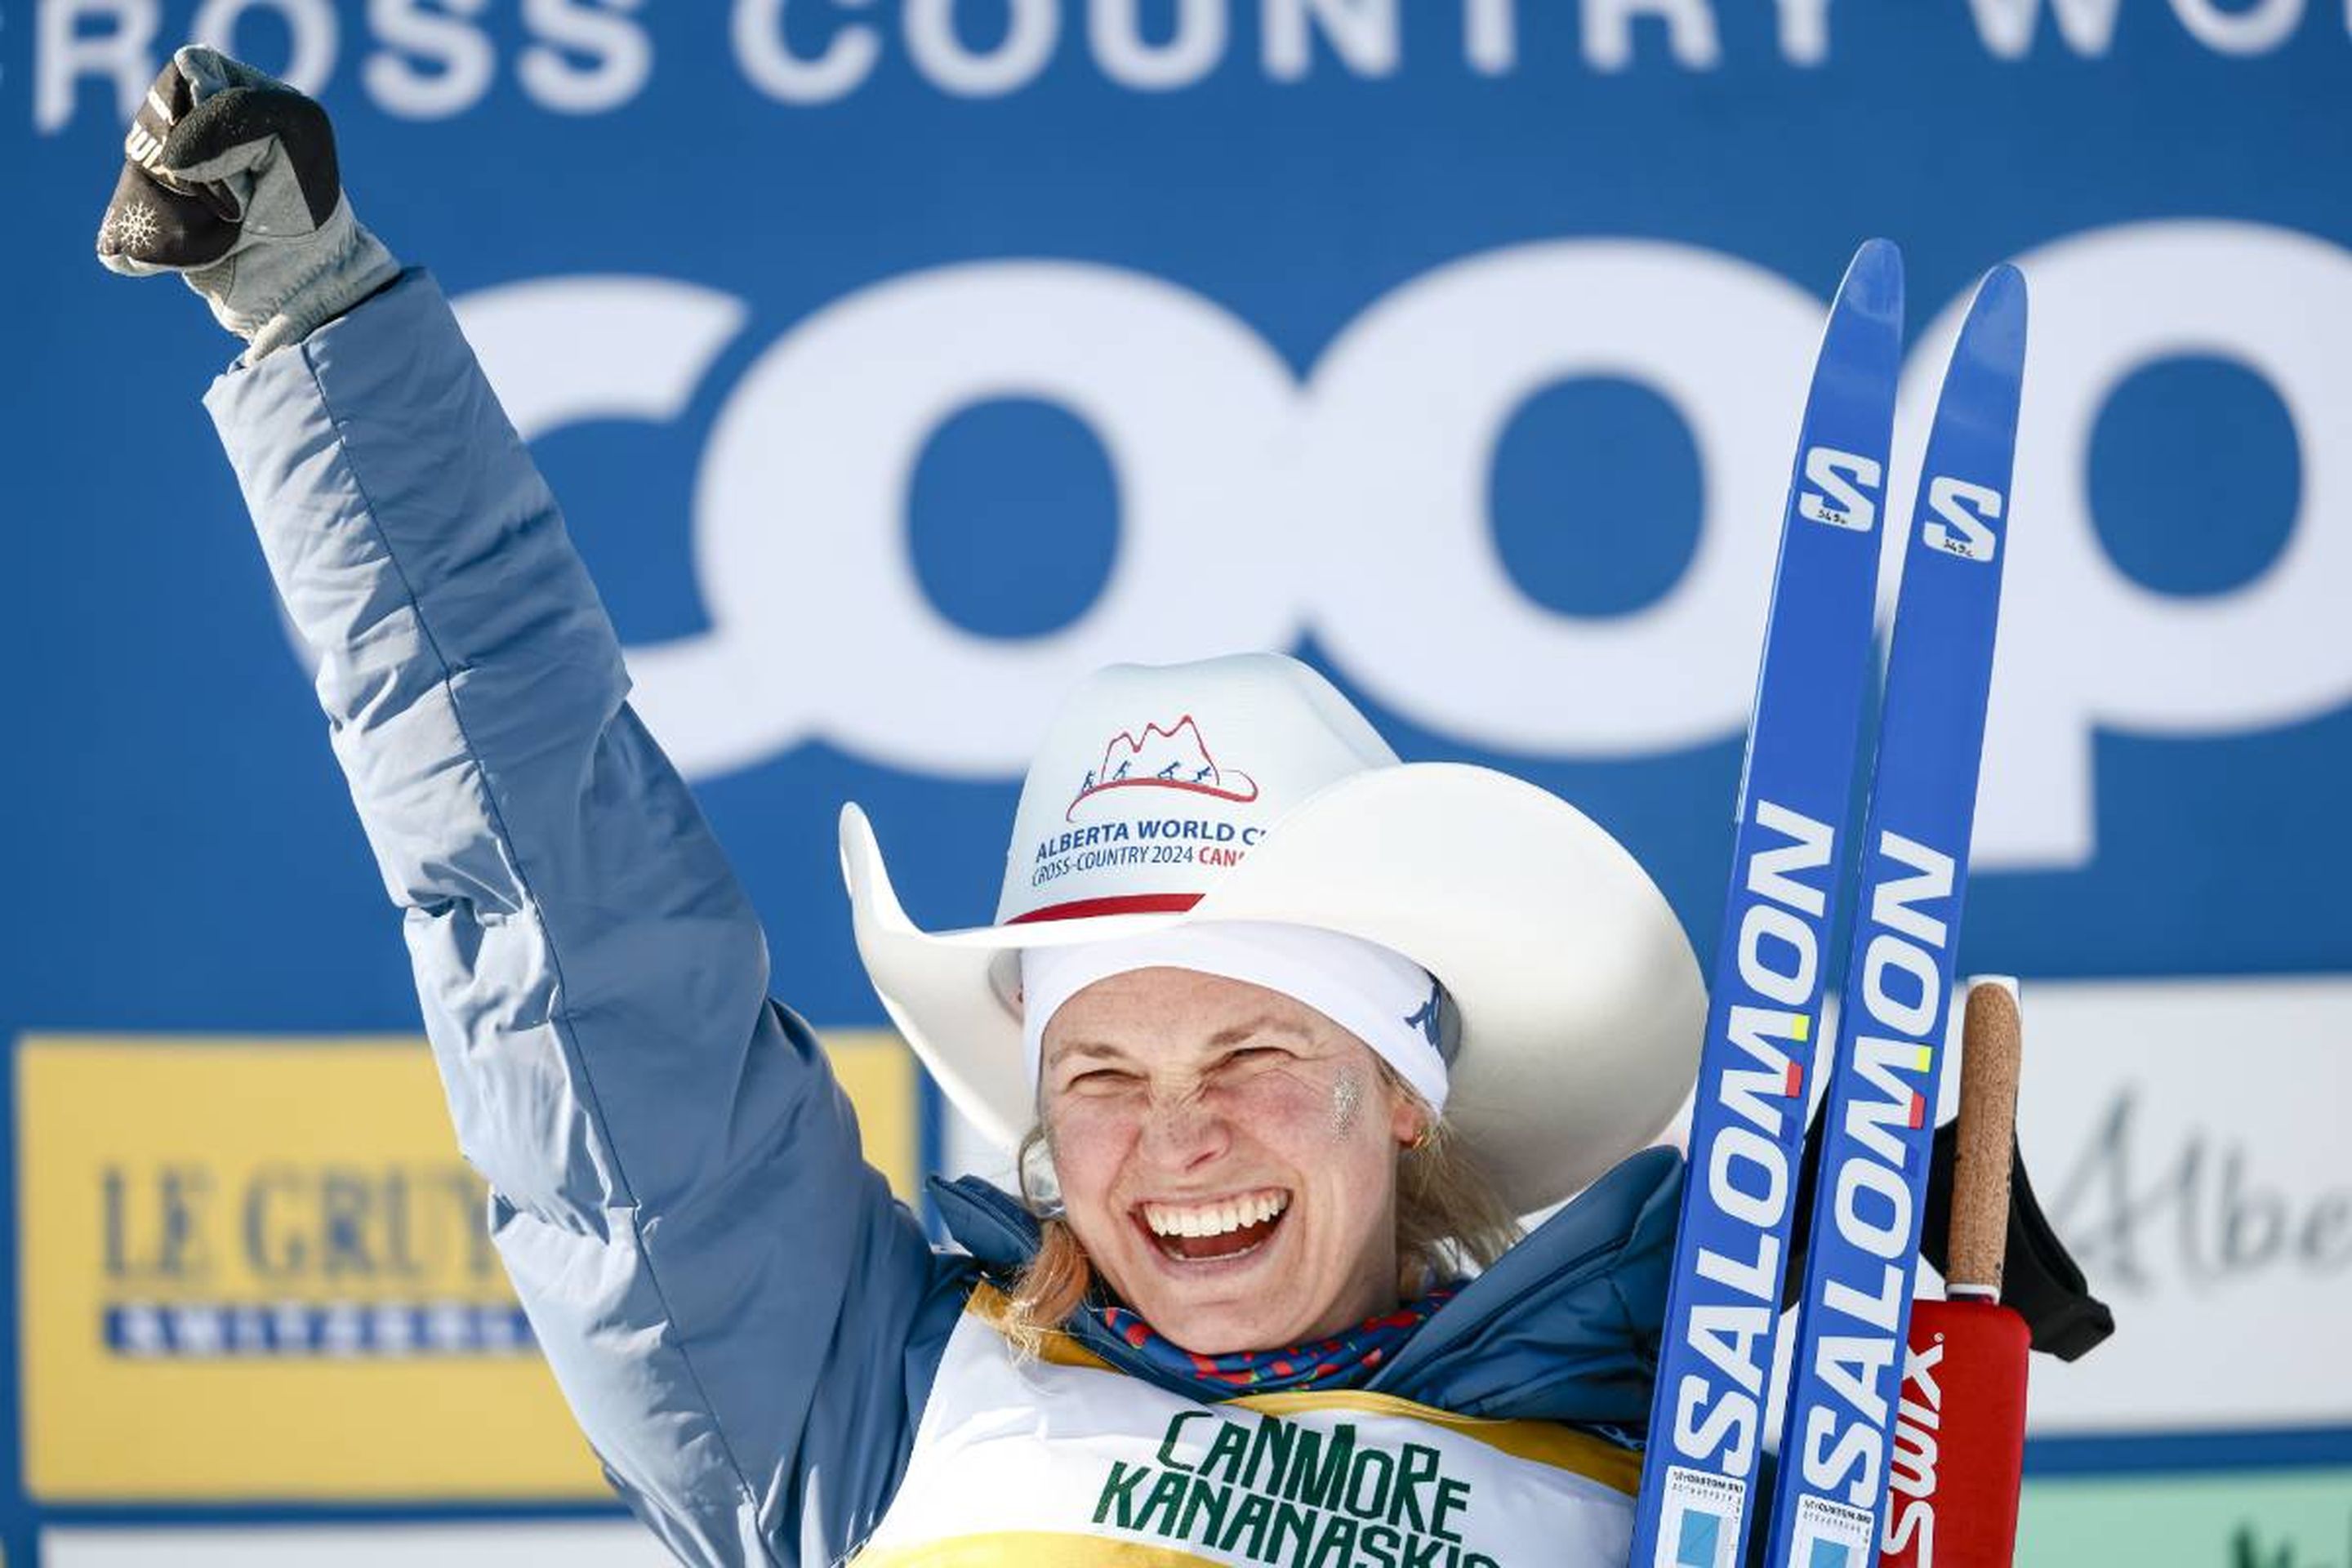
1881, 978, 2033, 1568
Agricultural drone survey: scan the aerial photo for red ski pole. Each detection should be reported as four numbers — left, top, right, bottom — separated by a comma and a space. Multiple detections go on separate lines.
1881, 978, 2033, 1568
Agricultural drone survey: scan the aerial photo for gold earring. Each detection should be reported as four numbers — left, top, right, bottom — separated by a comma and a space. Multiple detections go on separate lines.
1408, 1125, 1436, 1154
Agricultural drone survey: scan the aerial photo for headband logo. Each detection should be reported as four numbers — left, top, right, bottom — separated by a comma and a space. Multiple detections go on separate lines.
1068, 715, 1260, 820
1405, 980, 1446, 1053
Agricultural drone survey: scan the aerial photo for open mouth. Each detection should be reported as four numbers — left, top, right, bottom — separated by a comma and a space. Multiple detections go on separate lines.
1136, 1189, 1290, 1263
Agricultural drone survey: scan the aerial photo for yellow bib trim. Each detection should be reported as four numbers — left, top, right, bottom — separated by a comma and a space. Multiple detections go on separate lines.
960, 1283, 1640, 1496
1231, 1390, 1641, 1497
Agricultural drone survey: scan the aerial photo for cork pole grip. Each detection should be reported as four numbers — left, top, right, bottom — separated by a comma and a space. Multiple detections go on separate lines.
1947, 977, 2023, 1301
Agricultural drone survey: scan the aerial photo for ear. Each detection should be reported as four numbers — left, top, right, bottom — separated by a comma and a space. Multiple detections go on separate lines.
1388, 1084, 1426, 1147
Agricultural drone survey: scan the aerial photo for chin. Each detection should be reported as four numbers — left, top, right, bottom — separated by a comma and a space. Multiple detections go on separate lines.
1128, 1264, 1343, 1355
1148, 1300, 1290, 1357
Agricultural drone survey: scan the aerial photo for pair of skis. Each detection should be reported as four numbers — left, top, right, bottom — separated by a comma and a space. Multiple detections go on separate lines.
1628, 242, 2027, 1568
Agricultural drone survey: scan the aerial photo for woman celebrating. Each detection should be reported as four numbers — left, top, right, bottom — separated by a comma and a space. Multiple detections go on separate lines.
100, 49, 1704, 1568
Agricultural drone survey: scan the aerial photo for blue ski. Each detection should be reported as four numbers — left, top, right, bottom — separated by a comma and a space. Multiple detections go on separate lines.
1628, 239, 1904, 1568
1761, 264, 2029, 1568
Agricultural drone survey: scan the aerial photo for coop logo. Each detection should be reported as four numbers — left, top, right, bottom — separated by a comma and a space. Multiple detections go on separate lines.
435, 220, 2352, 873
1791, 830, 1957, 1517
1070, 715, 1259, 818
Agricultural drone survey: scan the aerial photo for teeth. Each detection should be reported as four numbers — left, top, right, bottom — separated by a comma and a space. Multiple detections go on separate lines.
1144, 1191, 1288, 1238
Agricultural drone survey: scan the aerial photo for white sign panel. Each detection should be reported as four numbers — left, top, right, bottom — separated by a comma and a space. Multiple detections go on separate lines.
1987, 977, 2352, 1433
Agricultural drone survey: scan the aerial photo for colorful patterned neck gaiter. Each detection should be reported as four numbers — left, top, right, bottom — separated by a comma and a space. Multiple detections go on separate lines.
1098, 1288, 1458, 1393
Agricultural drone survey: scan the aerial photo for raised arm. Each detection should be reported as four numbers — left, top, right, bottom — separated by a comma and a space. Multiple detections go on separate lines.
103, 48, 963, 1566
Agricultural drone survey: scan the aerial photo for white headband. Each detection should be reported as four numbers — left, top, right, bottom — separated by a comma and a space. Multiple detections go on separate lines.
1019, 920, 1450, 1113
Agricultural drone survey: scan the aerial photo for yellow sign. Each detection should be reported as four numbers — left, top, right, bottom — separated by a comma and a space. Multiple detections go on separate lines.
16, 1031, 921, 1501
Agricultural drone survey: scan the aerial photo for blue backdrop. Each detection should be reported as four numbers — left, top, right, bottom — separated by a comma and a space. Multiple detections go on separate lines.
6, 1, 2350, 1561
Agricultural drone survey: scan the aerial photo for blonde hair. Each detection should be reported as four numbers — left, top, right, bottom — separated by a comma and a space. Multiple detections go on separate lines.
999, 1062, 1522, 1358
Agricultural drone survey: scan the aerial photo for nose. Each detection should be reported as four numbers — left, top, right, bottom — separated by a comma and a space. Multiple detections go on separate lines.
1138, 1085, 1230, 1173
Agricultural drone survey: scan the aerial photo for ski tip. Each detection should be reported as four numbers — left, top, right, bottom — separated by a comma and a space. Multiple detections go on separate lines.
1967, 262, 2030, 346
1838, 238, 1905, 320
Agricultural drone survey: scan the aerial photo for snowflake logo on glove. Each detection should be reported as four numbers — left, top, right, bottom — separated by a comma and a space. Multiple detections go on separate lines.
106, 201, 162, 257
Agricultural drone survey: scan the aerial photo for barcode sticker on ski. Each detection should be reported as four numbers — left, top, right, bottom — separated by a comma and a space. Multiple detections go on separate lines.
1655, 1466, 1746, 1568
1789, 1494, 1878, 1566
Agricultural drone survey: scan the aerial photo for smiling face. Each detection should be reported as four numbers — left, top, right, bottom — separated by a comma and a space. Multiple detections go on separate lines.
1038, 966, 1425, 1355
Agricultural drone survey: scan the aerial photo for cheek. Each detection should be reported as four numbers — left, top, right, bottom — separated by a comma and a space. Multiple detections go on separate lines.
1305, 1087, 1402, 1214
1042, 1102, 1132, 1205
1326, 1071, 1366, 1138
1232, 1067, 1338, 1121
1219, 1071, 1356, 1160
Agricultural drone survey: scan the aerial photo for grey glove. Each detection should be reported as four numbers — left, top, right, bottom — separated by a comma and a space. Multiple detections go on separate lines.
96, 46, 399, 361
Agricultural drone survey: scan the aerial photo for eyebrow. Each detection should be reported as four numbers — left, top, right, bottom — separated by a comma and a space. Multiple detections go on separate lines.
1045, 1016, 1315, 1069
1045, 1039, 1135, 1069
1205, 1015, 1313, 1051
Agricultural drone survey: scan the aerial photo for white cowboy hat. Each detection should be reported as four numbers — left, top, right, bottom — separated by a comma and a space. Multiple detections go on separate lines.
840, 653, 1704, 1214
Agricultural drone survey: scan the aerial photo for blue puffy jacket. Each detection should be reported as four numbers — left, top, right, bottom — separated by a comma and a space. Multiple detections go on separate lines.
203, 270, 1683, 1568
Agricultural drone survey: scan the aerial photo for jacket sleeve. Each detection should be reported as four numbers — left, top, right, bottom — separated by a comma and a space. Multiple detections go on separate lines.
203, 270, 968, 1567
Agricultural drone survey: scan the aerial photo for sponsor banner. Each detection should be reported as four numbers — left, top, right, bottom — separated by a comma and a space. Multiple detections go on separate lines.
42, 1521, 666, 1567
1946, 978, 2352, 1435
14, 1031, 918, 1500
2016, 1466, 2352, 1568
428, 222, 2352, 884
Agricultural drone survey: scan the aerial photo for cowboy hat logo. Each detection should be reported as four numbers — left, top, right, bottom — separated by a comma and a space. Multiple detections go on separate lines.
1068, 715, 1260, 820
